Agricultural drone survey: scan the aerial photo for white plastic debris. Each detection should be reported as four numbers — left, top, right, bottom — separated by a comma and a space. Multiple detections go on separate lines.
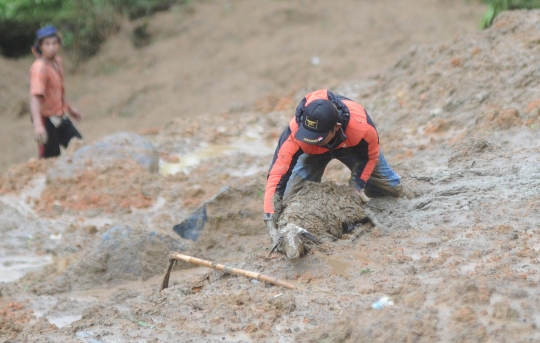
311, 56, 320, 65
49, 233, 62, 240
371, 296, 394, 309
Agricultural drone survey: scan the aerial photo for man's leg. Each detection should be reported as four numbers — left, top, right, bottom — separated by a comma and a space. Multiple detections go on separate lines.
283, 152, 332, 201
364, 151, 403, 197
337, 150, 405, 197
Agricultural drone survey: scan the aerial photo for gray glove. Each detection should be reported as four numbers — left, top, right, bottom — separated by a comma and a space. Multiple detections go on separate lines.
354, 188, 371, 203
263, 213, 280, 245
263, 193, 284, 245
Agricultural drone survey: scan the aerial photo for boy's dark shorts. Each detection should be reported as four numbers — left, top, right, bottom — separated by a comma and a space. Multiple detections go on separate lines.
40, 116, 82, 159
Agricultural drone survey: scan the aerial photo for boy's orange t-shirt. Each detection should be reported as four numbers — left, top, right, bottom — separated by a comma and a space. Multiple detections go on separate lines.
29, 57, 68, 117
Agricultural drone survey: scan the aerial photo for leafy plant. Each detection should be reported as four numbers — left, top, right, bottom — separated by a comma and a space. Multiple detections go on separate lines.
481, 0, 540, 28
0, 0, 180, 59
360, 268, 374, 275
110, 0, 177, 20
0, 0, 115, 59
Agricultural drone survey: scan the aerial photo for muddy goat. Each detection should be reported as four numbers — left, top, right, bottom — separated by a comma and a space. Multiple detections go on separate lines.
271, 182, 378, 260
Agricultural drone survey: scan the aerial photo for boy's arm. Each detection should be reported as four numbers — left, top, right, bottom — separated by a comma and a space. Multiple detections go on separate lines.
30, 95, 48, 144
66, 101, 83, 121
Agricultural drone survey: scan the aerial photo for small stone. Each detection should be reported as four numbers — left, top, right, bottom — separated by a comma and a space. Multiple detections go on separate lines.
450, 57, 461, 67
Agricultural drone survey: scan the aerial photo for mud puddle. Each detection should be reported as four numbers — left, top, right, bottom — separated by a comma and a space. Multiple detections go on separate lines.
159, 128, 274, 176
321, 255, 351, 279
0, 255, 53, 283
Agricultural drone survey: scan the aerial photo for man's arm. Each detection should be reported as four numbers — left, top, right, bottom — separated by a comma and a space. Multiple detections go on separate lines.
30, 95, 47, 144
356, 124, 380, 189
66, 102, 83, 121
264, 126, 303, 214
349, 125, 379, 203
263, 126, 303, 245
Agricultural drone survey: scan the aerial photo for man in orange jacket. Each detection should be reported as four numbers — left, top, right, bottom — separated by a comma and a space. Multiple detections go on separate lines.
263, 89, 410, 243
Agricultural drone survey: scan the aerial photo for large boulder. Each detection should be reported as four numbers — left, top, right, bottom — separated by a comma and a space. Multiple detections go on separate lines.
48, 225, 185, 292
47, 132, 159, 182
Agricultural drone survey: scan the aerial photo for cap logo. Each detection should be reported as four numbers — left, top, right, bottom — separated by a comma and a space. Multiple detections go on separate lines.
303, 137, 323, 143
305, 117, 318, 129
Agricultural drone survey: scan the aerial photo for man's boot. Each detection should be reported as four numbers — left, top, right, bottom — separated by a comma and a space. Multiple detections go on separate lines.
396, 184, 415, 199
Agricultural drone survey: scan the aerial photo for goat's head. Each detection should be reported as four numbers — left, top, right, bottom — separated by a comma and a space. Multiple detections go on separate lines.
270, 223, 321, 260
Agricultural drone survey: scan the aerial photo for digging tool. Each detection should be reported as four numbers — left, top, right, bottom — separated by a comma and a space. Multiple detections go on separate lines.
161, 253, 295, 290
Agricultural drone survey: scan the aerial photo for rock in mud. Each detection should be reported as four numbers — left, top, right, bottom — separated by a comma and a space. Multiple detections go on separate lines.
48, 225, 185, 292
47, 132, 159, 182
173, 173, 266, 244
448, 138, 500, 168
276, 181, 376, 259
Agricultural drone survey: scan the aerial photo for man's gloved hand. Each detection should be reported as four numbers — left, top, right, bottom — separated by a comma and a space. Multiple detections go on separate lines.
263, 193, 284, 245
355, 188, 371, 203
263, 213, 280, 245
354, 182, 370, 203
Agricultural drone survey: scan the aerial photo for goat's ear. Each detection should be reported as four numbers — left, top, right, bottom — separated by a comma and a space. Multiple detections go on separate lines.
300, 229, 321, 245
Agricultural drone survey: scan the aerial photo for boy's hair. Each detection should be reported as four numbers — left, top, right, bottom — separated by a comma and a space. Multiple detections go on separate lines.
33, 25, 61, 56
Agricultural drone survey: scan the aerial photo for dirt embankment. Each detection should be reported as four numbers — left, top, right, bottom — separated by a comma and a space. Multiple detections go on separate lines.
356, 10, 540, 174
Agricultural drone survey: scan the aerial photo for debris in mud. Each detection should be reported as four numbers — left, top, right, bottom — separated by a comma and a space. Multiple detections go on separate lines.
371, 296, 394, 309
275, 181, 377, 259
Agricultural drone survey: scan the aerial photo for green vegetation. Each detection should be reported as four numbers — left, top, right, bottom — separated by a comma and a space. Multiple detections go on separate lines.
112, 0, 178, 20
0, 0, 178, 59
481, 0, 540, 28
359, 268, 374, 275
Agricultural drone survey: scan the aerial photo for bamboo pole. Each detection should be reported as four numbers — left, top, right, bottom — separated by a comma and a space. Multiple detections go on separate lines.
161, 252, 295, 291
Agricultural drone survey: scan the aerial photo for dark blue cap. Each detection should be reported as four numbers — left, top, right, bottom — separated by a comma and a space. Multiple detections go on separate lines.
295, 99, 339, 144
36, 25, 57, 40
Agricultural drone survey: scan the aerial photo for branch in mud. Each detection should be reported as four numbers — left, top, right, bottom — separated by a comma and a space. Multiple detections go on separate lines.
161, 253, 295, 291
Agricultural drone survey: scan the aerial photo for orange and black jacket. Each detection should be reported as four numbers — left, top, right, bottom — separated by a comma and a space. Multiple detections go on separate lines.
264, 89, 380, 214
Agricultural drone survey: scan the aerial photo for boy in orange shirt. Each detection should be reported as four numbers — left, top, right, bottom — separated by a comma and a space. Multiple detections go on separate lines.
29, 25, 83, 158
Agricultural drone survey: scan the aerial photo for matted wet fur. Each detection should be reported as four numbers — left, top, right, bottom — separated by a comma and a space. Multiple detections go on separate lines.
275, 181, 377, 259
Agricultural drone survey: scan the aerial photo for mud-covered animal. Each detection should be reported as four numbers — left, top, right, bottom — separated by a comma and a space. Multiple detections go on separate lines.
272, 181, 378, 260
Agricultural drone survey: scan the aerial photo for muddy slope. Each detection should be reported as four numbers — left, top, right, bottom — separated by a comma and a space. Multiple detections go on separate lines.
352, 10, 540, 174
8, 139, 539, 343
